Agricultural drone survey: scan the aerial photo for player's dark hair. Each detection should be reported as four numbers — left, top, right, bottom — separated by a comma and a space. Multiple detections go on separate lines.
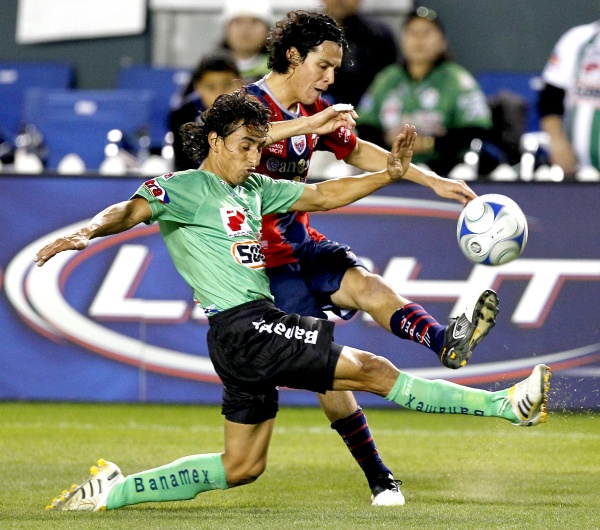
267, 10, 348, 74
180, 88, 270, 163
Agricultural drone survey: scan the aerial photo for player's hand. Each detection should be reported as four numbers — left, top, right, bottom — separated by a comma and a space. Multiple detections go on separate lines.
35, 232, 90, 267
429, 177, 477, 205
387, 124, 417, 180
307, 104, 358, 135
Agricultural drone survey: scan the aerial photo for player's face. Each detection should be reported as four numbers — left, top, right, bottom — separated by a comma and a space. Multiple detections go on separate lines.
289, 41, 343, 105
401, 18, 447, 65
194, 72, 243, 108
216, 125, 267, 186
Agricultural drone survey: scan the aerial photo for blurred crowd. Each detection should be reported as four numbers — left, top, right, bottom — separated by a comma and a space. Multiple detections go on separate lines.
1, 0, 598, 182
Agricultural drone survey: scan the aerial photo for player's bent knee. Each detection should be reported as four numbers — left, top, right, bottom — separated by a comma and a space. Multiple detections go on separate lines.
360, 352, 398, 391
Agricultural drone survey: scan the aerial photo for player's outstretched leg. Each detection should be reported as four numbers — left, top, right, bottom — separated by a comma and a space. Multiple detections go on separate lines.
46, 453, 228, 511
386, 364, 551, 426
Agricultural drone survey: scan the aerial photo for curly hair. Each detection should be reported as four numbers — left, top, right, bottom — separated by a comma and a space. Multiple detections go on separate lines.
267, 10, 349, 74
180, 89, 271, 164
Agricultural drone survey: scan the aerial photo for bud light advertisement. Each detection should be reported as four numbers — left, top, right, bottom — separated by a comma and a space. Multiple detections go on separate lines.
1, 174, 599, 409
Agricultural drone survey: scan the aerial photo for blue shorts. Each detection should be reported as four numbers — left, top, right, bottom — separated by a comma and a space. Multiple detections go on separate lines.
266, 239, 365, 320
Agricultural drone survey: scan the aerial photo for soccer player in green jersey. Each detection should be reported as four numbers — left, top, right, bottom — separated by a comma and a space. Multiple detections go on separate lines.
37, 90, 550, 512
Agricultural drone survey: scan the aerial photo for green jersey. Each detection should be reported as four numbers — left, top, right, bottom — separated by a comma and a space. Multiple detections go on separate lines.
135, 169, 304, 315
357, 61, 492, 167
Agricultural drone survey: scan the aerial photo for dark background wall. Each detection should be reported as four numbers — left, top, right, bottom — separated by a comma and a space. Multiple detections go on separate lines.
0, 0, 598, 89
425, 0, 599, 73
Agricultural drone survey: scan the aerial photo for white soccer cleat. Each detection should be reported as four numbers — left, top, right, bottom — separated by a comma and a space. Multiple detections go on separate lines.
496, 364, 551, 427
46, 459, 124, 511
370, 474, 405, 506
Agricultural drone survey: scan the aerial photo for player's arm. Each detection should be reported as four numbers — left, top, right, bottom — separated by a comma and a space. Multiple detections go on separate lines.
266, 105, 357, 145
35, 197, 152, 267
344, 137, 476, 205
538, 83, 577, 174
290, 124, 415, 213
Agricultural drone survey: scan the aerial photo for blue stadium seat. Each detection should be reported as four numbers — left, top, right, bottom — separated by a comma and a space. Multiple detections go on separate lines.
0, 61, 74, 141
23, 88, 152, 170
476, 71, 543, 132
116, 65, 192, 149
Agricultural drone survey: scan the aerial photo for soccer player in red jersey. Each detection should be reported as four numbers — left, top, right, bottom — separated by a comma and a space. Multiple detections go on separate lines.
245, 11, 499, 504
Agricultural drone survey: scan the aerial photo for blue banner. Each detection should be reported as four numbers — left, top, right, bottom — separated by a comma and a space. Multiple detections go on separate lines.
2, 175, 599, 409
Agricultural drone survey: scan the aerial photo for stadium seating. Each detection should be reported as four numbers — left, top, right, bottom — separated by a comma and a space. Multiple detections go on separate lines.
23, 88, 152, 170
0, 61, 74, 142
116, 65, 192, 150
476, 71, 544, 133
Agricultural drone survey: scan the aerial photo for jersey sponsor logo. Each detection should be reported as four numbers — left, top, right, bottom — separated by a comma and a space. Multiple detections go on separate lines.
266, 142, 285, 155
580, 47, 600, 78
291, 135, 307, 155
231, 240, 265, 269
266, 158, 279, 172
220, 207, 252, 238
143, 179, 170, 204
251, 317, 319, 344
264, 159, 307, 177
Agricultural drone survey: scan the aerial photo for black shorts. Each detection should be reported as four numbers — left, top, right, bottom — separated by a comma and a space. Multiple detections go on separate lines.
266, 239, 365, 320
207, 299, 343, 424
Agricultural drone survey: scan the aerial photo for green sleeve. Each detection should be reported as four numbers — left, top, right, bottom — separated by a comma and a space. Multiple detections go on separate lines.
247, 174, 305, 215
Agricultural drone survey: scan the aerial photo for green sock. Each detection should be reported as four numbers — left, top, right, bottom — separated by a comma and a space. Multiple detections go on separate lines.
386, 372, 517, 422
106, 453, 228, 509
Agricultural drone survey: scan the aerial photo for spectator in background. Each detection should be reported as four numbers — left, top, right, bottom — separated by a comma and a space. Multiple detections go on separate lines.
218, 0, 273, 84
169, 54, 243, 171
356, 7, 492, 176
320, 0, 398, 107
538, 20, 600, 179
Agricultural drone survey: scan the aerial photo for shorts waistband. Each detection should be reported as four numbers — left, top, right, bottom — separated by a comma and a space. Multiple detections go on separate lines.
208, 299, 275, 326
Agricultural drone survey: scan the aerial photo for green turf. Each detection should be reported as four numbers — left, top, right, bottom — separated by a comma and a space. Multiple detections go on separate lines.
0, 402, 598, 529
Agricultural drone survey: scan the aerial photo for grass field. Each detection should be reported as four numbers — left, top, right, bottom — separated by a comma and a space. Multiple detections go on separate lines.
1, 402, 599, 529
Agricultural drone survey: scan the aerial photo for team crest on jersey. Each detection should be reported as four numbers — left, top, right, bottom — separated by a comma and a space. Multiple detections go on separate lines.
220, 207, 252, 238
143, 179, 170, 204
291, 135, 307, 155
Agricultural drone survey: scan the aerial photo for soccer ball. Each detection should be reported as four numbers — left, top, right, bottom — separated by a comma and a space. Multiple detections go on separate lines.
457, 193, 528, 266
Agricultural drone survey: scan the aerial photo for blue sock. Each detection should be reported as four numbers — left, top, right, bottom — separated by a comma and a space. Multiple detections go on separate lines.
331, 408, 394, 489
390, 303, 445, 354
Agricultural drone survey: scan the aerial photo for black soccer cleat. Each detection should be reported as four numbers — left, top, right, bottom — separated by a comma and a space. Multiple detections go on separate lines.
439, 289, 499, 369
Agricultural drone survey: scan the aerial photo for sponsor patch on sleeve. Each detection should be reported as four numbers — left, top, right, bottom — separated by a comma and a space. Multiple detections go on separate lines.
143, 179, 170, 204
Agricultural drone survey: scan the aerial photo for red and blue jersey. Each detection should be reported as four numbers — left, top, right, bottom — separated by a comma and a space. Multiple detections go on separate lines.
247, 79, 358, 268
